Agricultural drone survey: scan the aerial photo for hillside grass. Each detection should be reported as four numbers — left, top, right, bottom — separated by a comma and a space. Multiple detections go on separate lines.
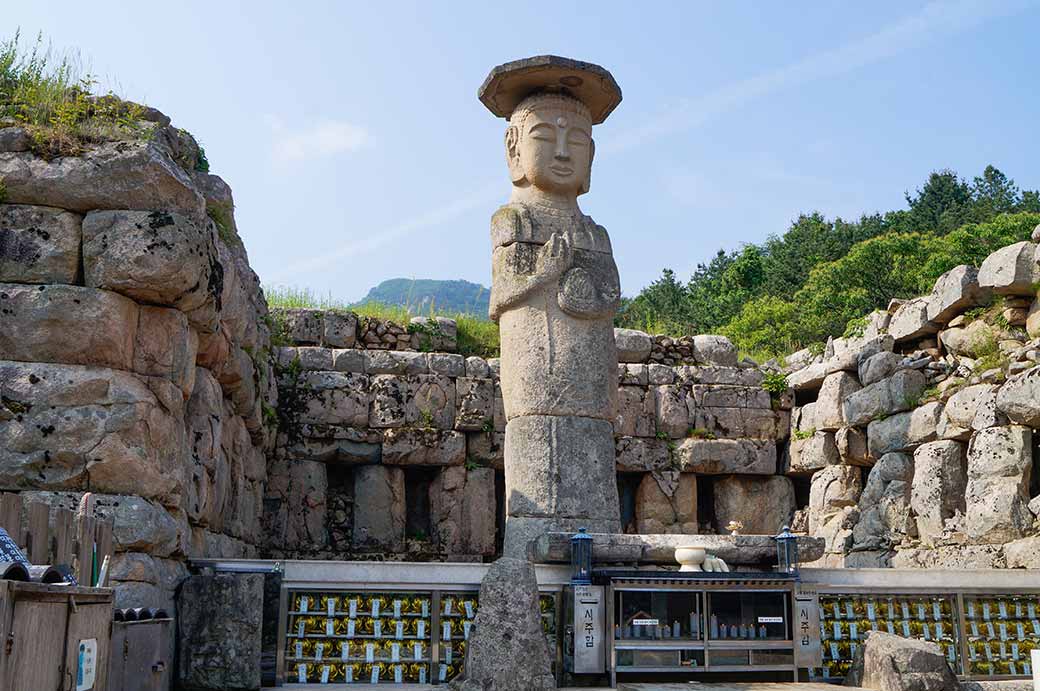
265, 284, 501, 359
0, 31, 153, 157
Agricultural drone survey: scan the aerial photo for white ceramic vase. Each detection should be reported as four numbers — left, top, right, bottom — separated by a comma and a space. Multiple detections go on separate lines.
674, 546, 706, 572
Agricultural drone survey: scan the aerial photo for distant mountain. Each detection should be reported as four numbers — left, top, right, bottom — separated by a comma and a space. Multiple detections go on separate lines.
358, 278, 491, 318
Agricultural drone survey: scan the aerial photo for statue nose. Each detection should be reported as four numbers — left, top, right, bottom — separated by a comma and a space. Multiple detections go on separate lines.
555, 137, 570, 161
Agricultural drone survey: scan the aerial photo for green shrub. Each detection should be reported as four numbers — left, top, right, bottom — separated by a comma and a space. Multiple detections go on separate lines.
206, 201, 237, 246
761, 370, 788, 399
719, 295, 797, 359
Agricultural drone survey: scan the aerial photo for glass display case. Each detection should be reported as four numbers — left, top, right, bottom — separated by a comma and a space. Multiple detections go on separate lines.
604, 572, 798, 685
962, 594, 1039, 678
818, 593, 960, 681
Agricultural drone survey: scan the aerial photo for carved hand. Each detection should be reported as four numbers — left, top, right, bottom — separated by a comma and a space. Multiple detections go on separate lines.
537, 231, 572, 279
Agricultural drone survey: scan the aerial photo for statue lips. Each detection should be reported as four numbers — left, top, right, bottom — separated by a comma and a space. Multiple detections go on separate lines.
549, 165, 573, 177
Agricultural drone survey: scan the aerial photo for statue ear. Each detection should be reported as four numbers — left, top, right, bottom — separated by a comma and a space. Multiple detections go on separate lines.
505, 126, 526, 184
579, 138, 595, 195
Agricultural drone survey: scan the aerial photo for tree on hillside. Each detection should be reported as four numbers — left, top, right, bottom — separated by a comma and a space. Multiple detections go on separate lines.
759, 212, 890, 299
904, 169, 973, 235
616, 268, 691, 333
616, 165, 1040, 357
972, 165, 1020, 217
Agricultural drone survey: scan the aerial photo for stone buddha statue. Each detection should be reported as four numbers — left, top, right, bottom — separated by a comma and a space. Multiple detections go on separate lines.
479, 56, 624, 556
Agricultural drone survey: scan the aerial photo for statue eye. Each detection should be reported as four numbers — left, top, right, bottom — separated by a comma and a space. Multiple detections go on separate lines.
529, 124, 555, 141
567, 131, 590, 147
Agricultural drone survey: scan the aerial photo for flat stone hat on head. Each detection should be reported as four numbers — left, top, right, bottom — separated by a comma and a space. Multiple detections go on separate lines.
478, 55, 622, 125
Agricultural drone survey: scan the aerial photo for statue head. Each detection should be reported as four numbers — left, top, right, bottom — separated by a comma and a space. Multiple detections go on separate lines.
505, 92, 594, 197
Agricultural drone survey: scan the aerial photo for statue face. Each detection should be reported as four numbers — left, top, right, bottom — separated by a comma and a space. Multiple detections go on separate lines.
512, 103, 593, 196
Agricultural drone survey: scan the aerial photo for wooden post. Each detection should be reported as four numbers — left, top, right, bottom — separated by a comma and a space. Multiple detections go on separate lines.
26, 502, 49, 565
95, 521, 113, 577
53, 508, 74, 569
75, 515, 96, 586
0, 493, 22, 546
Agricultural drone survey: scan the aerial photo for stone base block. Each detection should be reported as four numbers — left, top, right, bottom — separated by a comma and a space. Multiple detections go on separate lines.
503, 414, 620, 556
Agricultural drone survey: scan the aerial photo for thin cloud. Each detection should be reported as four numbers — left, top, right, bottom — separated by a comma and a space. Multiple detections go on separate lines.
602, 0, 1031, 154
267, 115, 370, 163
267, 182, 500, 283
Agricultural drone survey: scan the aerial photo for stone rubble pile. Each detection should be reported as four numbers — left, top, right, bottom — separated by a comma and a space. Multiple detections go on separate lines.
266, 322, 796, 560
0, 115, 275, 609
786, 233, 1040, 568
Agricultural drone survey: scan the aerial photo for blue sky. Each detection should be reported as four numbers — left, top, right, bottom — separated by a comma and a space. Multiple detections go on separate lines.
10, 1, 1040, 302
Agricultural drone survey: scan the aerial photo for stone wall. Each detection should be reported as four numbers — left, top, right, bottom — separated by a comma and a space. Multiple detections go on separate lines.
785, 232, 1040, 569
0, 114, 276, 609
264, 311, 794, 561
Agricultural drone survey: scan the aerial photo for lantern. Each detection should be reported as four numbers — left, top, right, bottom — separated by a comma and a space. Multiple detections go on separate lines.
774, 525, 799, 576
570, 528, 593, 585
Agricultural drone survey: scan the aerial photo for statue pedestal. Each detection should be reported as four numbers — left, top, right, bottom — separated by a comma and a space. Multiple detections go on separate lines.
528, 531, 825, 568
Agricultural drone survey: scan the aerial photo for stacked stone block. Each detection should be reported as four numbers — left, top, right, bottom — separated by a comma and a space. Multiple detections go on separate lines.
0, 118, 274, 609
266, 321, 794, 561
785, 238, 1040, 568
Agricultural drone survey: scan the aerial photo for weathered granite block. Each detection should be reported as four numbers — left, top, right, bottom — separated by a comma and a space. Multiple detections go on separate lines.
0, 138, 206, 221
353, 464, 405, 551
0, 204, 82, 284
614, 436, 671, 472
82, 209, 218, 313
0, 282, 138, 371
996, 368, 1040, 427
926, 264, 988, 324
280, 307, 323, 344
866, 402, 942, 457
614, 327, 652, 363
363, 349, 428, 375
845, 630, 960, 691
634, 472, 696, 534
808, 465, 862, 535
978, 241, 1039, 295
843, 369, 927, 428
369, 374, 456, 429
322, 309, 357, 348
455, 377, 494, 431
382, 428, 466, 466
675, 437, 776, 474
177, 573, 263, 690
787, 431, 838, 474
430, 466, 496, 557
0, 363, 183, 502
615, 386, 656, 437
713, 475, 794, 534
448, 557, 554, 691
852, 452, 914, 552
965, 425, 1033, 543
134, 305, 198, 395
910, 440, 967, 545
297, 371, 370, 427
466, 431, 505, 470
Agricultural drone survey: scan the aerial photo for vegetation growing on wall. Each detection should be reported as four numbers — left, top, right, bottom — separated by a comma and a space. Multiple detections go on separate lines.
264, 285, 501, 359
617, 166, 1040, 358
0, 31, 154, 157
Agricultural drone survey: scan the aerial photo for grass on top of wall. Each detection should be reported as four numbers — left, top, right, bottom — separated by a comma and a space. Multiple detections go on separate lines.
0, 31, 154, 158
264, 284, 501, 359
